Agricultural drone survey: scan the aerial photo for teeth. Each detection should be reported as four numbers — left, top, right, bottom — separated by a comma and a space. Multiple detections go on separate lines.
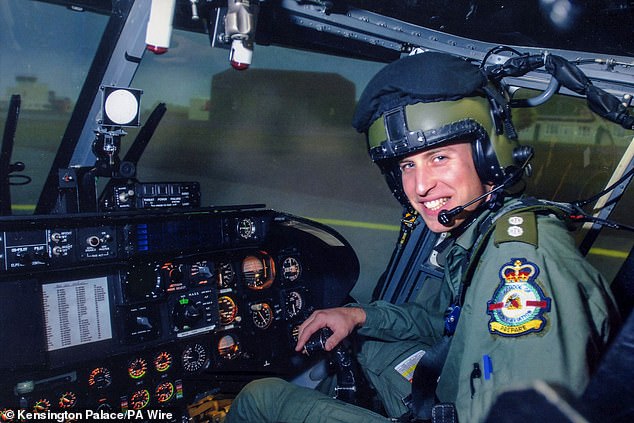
424, 198, 448, 211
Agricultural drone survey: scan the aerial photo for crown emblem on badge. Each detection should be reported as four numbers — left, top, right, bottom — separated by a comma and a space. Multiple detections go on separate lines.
502, 259, 535, 283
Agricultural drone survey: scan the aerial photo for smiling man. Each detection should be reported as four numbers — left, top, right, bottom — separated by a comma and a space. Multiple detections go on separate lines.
398, 141, 491, 233
225, 52, 619, 423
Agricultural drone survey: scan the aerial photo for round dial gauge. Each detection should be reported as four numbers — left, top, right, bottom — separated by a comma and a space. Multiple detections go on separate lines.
217, 261, 235, 289
96, 400, 113, 412
153, 351, 173, 372
155, 381, 175, 404
285, 291, 304, 319
282, 257, 301, 282
237, 218, 256, 239
128, 357, 148, 379
242, 253, 275, 290
58, 391, 77, 409
191, 260, 213, 285
33, 399, 50, 413
160, 262, 185, 292
88, 367, 112, 389
182, 343, 208, 372
218, 295, 238, 325
251, 302, 273, 329
130, 389, 150, 410
0, 409, 14, 422
217, 334, 240, 359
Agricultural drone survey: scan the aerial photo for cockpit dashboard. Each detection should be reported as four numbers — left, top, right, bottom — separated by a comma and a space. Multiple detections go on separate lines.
0, 206, 358, 414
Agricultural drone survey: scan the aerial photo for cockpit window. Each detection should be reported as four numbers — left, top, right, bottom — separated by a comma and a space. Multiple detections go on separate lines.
1, 5, 396, 300
514, 91, 634, 281
0, 1, 108, 213
126, 30, 396, 300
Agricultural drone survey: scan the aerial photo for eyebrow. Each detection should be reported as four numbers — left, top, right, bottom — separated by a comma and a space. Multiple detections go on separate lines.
399, 146, 449, 163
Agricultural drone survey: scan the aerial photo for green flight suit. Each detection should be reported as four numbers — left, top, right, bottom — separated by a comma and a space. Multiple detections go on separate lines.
225, 198, 619, 423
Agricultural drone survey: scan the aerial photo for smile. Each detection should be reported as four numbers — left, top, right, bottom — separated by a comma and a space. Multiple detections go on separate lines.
424, 198, 449, 211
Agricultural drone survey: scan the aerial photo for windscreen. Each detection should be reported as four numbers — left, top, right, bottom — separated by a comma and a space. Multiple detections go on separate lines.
514, 93, 634, 281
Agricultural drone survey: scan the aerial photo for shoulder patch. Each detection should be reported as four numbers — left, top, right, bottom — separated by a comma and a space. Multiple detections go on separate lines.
487, 258, 551, 337
494, 211, 537, 247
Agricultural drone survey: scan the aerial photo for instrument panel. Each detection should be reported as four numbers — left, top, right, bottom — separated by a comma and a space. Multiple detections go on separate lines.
0, 207, 359, 415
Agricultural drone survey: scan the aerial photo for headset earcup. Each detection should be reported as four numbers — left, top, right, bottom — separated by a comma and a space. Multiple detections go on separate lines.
471, 137, 503, 184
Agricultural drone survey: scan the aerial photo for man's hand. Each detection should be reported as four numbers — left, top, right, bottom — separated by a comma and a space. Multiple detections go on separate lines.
295, 307, 366, 352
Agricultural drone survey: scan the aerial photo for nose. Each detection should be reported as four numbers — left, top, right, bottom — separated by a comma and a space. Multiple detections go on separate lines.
414, 166, 435, 197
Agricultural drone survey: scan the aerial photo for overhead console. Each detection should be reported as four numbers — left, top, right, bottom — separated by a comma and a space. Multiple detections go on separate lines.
0, 206, 358, 415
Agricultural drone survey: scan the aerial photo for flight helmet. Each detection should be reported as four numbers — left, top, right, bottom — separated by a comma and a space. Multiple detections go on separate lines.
352, 52, 532, 207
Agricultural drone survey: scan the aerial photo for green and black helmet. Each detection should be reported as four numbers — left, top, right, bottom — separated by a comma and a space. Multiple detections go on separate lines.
352, 52, 532, 207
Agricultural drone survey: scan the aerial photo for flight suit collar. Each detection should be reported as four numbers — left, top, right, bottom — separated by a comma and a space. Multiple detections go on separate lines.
432, 207, 491, 269
451, 206, 494, 252
450, 197, 520, 251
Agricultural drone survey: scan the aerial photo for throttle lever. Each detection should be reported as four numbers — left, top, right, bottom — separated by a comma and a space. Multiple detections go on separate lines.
301, 328, 358, 404
302, 328, 333, 355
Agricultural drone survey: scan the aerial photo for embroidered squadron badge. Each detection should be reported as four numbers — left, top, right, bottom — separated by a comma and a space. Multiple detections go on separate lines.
487, 258, 551, 337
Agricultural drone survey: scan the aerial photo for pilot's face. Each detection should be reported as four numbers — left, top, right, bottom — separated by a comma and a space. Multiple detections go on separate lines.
399, 141, 491, 233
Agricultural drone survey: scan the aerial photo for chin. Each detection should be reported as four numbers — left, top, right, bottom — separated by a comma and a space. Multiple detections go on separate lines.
421, 217, 449, 233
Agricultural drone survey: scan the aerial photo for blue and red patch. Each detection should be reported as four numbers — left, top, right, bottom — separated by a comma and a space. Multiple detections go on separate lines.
487, 258, 551, 337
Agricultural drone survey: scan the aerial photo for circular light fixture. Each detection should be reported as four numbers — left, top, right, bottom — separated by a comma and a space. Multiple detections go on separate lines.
101, 86, 142, 127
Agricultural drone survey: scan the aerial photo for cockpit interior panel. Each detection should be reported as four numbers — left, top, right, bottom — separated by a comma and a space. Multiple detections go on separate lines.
0, 207, 358, 413
3, 0, 634, 420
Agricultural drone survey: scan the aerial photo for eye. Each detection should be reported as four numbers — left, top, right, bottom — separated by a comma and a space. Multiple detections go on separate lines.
399, 161, 414, 171
432, 154, 448, 163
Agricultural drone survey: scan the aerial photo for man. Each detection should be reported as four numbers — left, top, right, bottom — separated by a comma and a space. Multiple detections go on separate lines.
225, 52, 619, 422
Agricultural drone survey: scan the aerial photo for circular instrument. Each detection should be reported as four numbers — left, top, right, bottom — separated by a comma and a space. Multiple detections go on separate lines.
88, 367, 112, 389
218, 296, 238, 326
217, 334, 240, 359
250, 302, 274, 329
237, 218, 256, 239
33, 399, 50, 413
172, 297, 204, 331
242, 252, 275, 290
284, 290, 304, 319
217, 261, 235, 289
282, 257, 301, 282
58, 391, 77, 409
181, 343, 209, 372
130, 389, 150, 410
159, 262, 185, 292
155, 381, 175, 404
153, 351, 173, 372
127, 357, 148, 379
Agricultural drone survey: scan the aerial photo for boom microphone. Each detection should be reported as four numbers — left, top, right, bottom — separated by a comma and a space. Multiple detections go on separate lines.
437, 184, 506, 227
437, 146, 534, 227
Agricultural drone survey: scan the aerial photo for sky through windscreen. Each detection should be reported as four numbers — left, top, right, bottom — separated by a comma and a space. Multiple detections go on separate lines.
0, 0, 383, 109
